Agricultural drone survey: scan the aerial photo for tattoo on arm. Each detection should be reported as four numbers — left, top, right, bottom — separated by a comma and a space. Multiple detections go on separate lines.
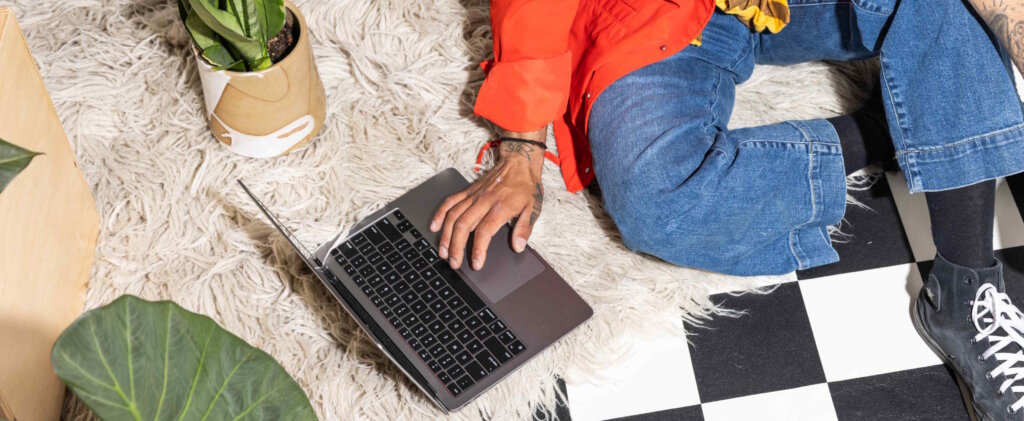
529, 183, 543, 226
969, 0, 1024, 73
500, 141, 536, 161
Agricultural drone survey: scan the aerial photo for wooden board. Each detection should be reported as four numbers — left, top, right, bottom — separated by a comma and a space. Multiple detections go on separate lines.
0, 8, 100, 421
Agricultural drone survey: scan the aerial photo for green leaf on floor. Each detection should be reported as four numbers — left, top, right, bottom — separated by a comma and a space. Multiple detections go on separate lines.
51, 295, 317, 421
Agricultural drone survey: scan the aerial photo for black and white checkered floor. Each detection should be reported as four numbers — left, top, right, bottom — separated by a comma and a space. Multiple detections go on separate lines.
555, 171, 1024, 421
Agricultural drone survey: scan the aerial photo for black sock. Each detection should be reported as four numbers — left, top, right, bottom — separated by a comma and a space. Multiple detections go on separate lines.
827, 85, 894, 175
926, 180, 996, 269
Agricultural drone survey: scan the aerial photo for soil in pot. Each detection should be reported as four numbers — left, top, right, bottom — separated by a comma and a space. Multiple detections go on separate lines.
268, 10, 299, 63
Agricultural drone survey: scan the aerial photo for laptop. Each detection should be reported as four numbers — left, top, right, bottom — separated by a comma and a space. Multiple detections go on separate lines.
239, 168, 593, 412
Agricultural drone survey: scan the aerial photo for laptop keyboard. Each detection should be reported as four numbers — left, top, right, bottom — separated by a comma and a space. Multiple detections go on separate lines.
326, 209, 526, 397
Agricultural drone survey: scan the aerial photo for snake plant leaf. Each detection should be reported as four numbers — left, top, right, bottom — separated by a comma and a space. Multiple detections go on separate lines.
51, 295, 317, 421
185, 0, 266, 69
252, 0, 286, 50
0, 137, 41, 194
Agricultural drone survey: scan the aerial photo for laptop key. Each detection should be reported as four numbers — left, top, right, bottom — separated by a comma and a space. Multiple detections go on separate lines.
411, 280, 429, 293
352, 233, 369, 246
474, 326, 490, 339
476, 351, 500, 372
375, 262, 392, 274
374, 284, 393, 297
404, 272, 419, 283
365, 226, 386, 245
430, 299, 447, 313
456, 306, 472, 319
409, 300, 427, 314
371, 295, 384, 307
414, 238, 431, 251
438, 371, 452, 384
368, 275, 384, 287
465, 316, 482, 330
421, 333, 437, 347
465, 361, 487, 381
430, 344, 447, 358
437, 330, 455, 344
359, 265, 375, 277
438, 286, 455, 300
330, 247, 341, 256
478, 308, 498, 324
395, 238, 412, 251
402, 314, 419, 326
420, 310, 437, 324
439, 354, 456, 368
466, 339, 483, 354
429, 320, 446, 334
385, 294, 401, 306
498, 330, 516, 344
402, 248, 420, 261
420, 267, 437, 280
388, 316, 401, 328
446, 297, 464, 310
421, 289, 438, 304
380, 307, 393, 318
447, 365, 466, 379
412, 324, 428, 337
449, 320, 465, 333
422, 249, 440, 264
340, 242, 358, 258
392, 209, 406, 220
456, 351, 474, 365
358, 242, 375, 255
418, 349, 432, 361
446, 383, 462, 396
367, 252, 384, 266
410, 228, 422, 239
397, 219, 413, 232
377, 242, 395, 255
456, 375, 474, 390
385, 271, 401, 284
401, 291, 417, 303
408, 338, 421, 350
393, 304, 410, 317
457, 329, 474, 343
344, 265, 358, 276
393, 280, 410, 294
508, 340, 526, 355
398, 327, 413, 340
412, 258, 429, 271
439, 310, 456, 323
484, 337, 513, 363
428, 360, 442, 373
361, 285, 374, 296
489, 320, 507, 335
395, 260, 413, 274
351, 275, 365, 286
432, 261, 486, 311
446, 341, 463, 354
376, 218, 402, 242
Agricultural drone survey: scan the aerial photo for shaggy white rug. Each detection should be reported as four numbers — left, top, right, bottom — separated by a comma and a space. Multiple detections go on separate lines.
3, 0, 875, 419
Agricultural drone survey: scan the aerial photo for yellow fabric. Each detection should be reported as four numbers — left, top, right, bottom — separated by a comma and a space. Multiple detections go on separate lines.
715, 0, 790, 33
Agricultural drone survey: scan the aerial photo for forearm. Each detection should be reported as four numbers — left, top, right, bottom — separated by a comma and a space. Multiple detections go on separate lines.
968, 0, 1024, 73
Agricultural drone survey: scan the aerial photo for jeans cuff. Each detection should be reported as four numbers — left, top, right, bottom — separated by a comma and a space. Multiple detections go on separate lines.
787, 119, 846, 270
898, 123, 1024, 192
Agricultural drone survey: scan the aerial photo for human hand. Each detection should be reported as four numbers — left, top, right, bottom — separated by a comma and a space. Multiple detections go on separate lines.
429, 129, 547, 270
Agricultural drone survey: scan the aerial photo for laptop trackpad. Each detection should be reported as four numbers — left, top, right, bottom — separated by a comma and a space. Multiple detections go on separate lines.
464, 229, 545, 303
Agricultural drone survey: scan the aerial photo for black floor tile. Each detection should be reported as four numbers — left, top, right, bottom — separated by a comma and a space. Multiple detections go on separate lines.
829, 365, 968, 421
534, 377, 572, 421
687, 282, 826, 402
799, 175, 914, 280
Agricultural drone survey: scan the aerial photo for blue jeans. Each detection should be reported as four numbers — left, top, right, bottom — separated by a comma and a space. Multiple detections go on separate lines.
588, 0, 1024, 276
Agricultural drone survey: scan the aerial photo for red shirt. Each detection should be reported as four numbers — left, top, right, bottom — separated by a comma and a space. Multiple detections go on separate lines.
473, 0, 715, 193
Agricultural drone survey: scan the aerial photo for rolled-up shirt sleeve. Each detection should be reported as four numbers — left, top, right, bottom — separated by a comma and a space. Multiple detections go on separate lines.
473, 0, 579, 132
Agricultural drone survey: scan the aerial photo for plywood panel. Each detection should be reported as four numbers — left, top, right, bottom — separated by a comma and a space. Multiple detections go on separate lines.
0, 8, 100, 421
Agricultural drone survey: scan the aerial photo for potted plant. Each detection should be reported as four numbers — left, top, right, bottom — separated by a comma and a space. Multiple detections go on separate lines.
178, 0, 326, 158
51, 295, 317, 420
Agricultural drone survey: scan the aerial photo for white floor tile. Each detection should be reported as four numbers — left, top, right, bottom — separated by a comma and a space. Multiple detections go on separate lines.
701, 384, 838, 421
565, 317, 700, 421
798, 263, 942, 382
886, 172, 1024, 262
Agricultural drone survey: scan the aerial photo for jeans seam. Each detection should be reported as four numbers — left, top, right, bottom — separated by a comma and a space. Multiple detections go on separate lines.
879, 55, 908, 154
786, 121, 818, 268
895, 122, 1024, 155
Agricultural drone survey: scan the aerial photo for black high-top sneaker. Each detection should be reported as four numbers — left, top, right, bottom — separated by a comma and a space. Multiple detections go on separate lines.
913, 253, 1024, 420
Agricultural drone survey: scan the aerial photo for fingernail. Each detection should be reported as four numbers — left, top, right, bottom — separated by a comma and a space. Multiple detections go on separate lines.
513, 237, 526, 252
472, 258, 482, 270
430, 220, 439, 232
450, 257, 459, 268
438, 246, 448, 259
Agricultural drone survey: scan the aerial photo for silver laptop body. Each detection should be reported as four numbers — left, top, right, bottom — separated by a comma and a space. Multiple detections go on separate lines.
240, 168, 593, 412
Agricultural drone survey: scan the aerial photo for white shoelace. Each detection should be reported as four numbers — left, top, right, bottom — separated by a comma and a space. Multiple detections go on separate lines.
973, 283, 1024, 413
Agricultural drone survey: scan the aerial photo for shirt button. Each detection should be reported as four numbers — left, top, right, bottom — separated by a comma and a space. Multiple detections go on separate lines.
659, 45, 667, 51
585, 92, 592, 99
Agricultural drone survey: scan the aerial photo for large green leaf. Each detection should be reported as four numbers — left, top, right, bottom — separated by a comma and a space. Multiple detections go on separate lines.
52, 295, 317, 421
185, 0, 268, 70
0, 137, 41, 194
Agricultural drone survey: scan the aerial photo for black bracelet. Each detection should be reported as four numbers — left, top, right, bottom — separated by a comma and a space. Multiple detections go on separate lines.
499, 137, 547, 150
